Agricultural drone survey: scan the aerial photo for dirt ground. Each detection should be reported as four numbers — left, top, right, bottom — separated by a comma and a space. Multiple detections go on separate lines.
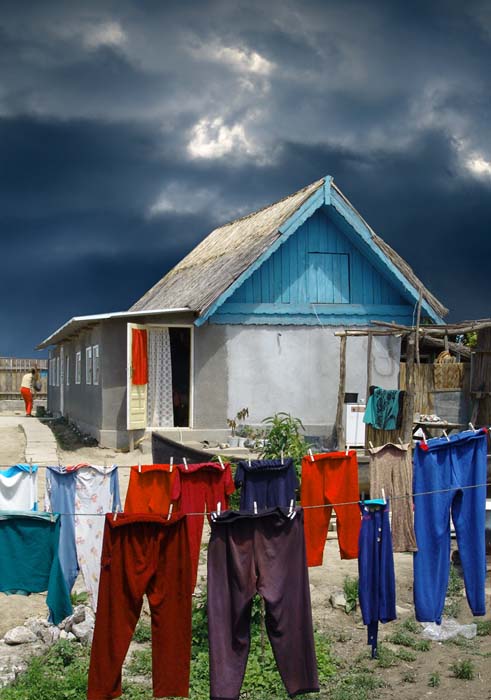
0, 419, 490, 699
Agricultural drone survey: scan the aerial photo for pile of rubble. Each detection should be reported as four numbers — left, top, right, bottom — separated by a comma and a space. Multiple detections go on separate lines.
0, 605, 94, 687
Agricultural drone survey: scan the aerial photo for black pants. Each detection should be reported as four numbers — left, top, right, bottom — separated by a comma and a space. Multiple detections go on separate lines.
207, 507, 319, 700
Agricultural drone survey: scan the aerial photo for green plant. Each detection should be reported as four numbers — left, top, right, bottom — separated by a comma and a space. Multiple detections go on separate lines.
414, 639, 431, 652
70, 590, 89, 605
397, 648, 416, 662
342, 576, 358, 614
451, 658, 475, 680
444, 598, 461, 618
226, 407, 249, 436
401, 617, 420, 634
387, 628, 416, 648
260, 412, 309, 475
132, 618, 151, 643
126, 648, 152, 676
428, 671, 441, 687
375, 644, 398, 668
327, 670, 385, 700
476, 619, 491, 636
447, 564, 463, 597
401, 669, 416, 683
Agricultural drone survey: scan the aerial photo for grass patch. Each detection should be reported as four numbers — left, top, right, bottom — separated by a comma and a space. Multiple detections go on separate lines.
414, 639, 431, 652
444, 598, 461, 618
397, 648, 416, 662
476, 619, 491, 636
375, 644, 398, 668
428, 671, 441, 687
70, 590, 89, 606
327, 671, 386, 700
342, 576, 358, 614
387, 628, 417, 648
400, 617, 420, 634
0, 640, 90, 700
451, 658, 475, 680
126, 648, 152, 676
447, 564, 464, 597
132, 619, 151, 643
401, 669, 416, 683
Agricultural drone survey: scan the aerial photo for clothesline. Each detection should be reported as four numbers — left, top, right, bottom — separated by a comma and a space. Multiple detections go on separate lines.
11, 480, 489, 517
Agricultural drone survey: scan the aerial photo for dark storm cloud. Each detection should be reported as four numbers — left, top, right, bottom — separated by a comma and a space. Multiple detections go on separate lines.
1, 0, 491, 355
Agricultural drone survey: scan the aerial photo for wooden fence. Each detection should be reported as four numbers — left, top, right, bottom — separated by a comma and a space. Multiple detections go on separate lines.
400, 361, 469, 415
0, 357, 48, 399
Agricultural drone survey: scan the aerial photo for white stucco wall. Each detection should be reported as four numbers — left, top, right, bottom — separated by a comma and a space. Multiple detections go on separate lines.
225, 326, 401, 429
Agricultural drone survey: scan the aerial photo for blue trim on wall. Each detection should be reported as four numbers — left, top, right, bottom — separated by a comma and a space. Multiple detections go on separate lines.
214, 303, 413, 316
209, 312, 415, 326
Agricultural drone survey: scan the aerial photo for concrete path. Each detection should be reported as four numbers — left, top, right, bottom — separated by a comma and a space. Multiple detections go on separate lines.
0, 415, 58, 465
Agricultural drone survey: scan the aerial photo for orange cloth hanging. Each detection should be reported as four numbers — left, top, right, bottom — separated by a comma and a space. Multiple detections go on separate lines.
132, 328, 148, 384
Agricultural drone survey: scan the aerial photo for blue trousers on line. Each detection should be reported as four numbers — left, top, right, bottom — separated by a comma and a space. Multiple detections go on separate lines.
358, 502, 396, 657
413, 429, 487, 624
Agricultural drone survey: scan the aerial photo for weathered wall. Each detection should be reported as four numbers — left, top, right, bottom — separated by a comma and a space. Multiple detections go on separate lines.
193, 325, 401, 434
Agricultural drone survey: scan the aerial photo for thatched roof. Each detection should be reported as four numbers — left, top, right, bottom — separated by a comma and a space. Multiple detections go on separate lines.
130, 176, 448, 320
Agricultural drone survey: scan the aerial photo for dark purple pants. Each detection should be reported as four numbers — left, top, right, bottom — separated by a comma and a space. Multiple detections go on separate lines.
207, 507, 319, 700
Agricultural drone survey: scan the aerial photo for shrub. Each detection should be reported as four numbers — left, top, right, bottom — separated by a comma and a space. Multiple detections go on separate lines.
451, 659, 475, 680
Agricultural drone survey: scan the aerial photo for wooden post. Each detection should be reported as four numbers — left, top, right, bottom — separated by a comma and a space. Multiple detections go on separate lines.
335, 335, 347, 449
415, 288, 423, 366
365, 331, 373, 403
402, 332, 416, 443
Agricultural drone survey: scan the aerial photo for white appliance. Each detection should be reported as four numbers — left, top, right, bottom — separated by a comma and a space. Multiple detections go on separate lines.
344, 403, 366, 446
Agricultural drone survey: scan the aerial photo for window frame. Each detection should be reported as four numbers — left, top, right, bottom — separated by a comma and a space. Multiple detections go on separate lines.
85, 346, 93, 385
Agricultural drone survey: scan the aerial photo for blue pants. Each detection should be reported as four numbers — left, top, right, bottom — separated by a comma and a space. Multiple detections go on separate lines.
358, 502, 396, 657
235, 458, 299, 511
413, 429, 487, 623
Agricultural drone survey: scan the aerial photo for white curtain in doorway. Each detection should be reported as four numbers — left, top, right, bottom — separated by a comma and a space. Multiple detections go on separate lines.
147, 328, 174, 427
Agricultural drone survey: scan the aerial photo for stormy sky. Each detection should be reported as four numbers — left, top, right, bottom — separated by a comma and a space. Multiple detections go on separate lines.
1, 0, 491, 357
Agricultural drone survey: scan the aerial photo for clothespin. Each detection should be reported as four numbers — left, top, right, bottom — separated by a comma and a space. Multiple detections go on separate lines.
361, 491, 366, 503
381, 488, 386, 505
345, 443, 349, 456
169, 457, 173, 473
167, 503, 174, 521
113, 504, 119, 522
468, 422, 477, 433
288, 499, 295, 518
248, 458, 252, 467
254, 501, 258, 515
218, 456, 225, 470
138, 458, 142, 474
183, 457, 188, 471
308, 448, 315, 462
369, 441, 374, 450
50, 512, 55, 523
280, 450, 284, 465
397, 437, 404, 446
442, 430, 450, 442
216, 501, 221, 516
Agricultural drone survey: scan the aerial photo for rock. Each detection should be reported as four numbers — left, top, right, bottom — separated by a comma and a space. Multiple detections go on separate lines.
329, 589, 347, 611
71, 620, 94, 644
3, 627, 37, 645
59, 630, 76, 641
63, 604, 91, 632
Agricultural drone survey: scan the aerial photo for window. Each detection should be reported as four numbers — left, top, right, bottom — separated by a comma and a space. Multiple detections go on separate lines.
92, 345, 100, 386
65, 355, 70, 386
85, 346, 92, 384
75, 351, 81, 384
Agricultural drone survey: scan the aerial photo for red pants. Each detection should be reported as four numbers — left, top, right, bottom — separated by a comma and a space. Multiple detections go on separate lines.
20, 387, 32, 416
171, 462, 235, 589
87, 513, 192, 700
301, 451, 361, 566
124, 464, 175, 513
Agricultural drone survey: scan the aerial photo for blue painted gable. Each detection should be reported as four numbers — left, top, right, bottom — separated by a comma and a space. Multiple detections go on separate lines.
209, 207, 416, 326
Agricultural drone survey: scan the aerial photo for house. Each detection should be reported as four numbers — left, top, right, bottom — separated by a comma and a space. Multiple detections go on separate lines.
37, 176, 447, 449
